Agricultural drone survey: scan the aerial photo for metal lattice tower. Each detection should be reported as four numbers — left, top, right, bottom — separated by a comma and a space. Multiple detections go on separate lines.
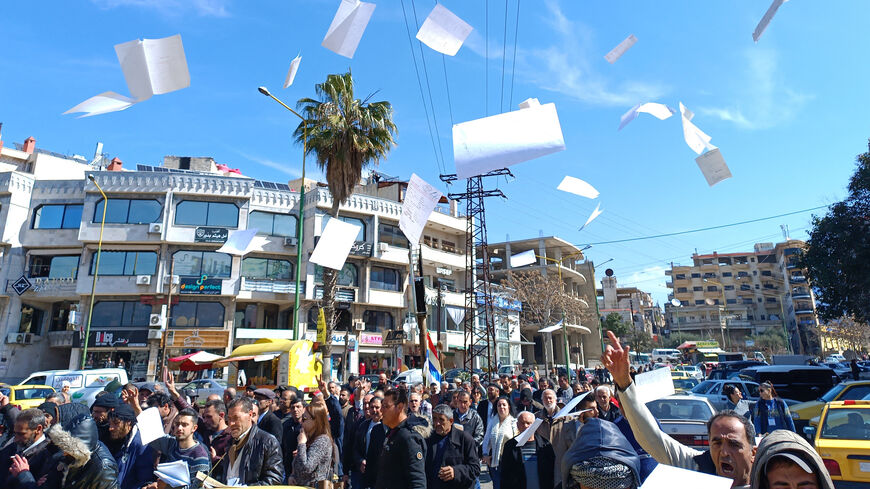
441, 169, 512, 372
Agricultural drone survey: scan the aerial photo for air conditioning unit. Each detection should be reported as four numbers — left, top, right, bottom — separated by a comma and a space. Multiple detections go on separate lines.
149, 313, 166, 329
284, 237, 298, 247
378, 243, 390, 253
354, 320, 366, 331
136, 275, 151, 285
163, 275, 180, 285
147, 329, 163, 340
148, 223, 163, 234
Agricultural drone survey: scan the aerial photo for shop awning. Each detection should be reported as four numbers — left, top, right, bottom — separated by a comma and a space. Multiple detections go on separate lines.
168, 351, 222, 371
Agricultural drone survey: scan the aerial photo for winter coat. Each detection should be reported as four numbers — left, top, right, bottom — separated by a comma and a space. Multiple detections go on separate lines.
425, 427, 480, 489
215, 425, 284, 486
111, 426, 156, 489
455, 408, 485, 446
282, 417, 303, 478
750, 430, 835, 489
375, 414, 430, 489
562, 418, 641, 489
257, 410, 284, 445
1, 436, 52, 489
324, 394, 344, 475
359, 419, 388, 488
499, 434, 556, 489
481, 415, 518, 468
751, 398, 796, 435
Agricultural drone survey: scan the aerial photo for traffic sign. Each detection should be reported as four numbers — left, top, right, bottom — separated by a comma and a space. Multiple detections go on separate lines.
11, 276, 32, 296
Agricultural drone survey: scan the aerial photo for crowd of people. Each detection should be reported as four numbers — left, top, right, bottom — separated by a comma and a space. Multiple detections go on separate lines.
0, 335, 838, 489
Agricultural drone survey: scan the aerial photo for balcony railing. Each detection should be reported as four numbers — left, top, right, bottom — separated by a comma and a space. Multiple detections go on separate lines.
48, 330, 78, 348
239, 277, 302, 294
314, 286, 356, 302
790, 275, 807, 283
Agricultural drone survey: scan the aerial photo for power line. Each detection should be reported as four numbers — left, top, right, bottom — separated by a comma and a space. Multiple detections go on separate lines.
499, 0, 509, 112
509, 0, 521, 108
410, 0, 447, 171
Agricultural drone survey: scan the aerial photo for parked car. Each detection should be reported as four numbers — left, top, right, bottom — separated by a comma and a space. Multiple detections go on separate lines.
790, 381, 870, 436
443, 368, 484, 384
673, 365, 705, 380
20, 368, 128, 407
673, 378, 700, 393
739, 365, 838, 402
825, 354, 847, 363
392, 368, 424, 386
0, 384, 56, 410
707, 360, 768, 380
805, 400, 870, 487
690, 379, 761, 411
822, 362, 852, 379
646, 395, 715, 448
181, 378, 226, 402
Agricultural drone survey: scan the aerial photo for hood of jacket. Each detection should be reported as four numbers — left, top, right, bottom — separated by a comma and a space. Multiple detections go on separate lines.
750, 430, 834, 489
562, 418, 641, 487
46, 423, 90, 468
405, 413, 433, 439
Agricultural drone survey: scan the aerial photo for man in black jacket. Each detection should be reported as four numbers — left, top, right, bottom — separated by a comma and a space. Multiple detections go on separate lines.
375, 388, 427, 489
253, 388, 283, 445
358, 397, 387, 489
0, 408, 54, 488
426, 405, 480, 489
499, 411, 556, 489
453, 391, 484, 446
217, 397, 284, 486
281, 398, 305, 481
476, 384, 501, 431
344, 393, 373, 489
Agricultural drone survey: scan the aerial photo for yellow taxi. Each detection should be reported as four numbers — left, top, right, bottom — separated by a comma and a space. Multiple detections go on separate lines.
791, 381, 870, 433
807, 400, 870, 487
0, 384, 56, 410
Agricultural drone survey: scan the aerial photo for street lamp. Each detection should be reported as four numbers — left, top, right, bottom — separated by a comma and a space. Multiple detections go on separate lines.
82, 174, 107, 369
259, 86, 307, 340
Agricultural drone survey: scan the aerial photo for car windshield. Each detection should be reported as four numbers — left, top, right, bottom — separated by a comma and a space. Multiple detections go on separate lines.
692, 381, 715, 394
820, 408, 870, 440
15, 388, 53, 399
646, 399, 713, 421
820, 384, 848, 403
674, 379, 699, 390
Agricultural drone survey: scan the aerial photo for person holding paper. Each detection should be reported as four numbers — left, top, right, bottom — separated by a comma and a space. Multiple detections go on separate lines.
534, 389, 560, 441
601, 331, 757, 489
499, 411, 556, 489
425, 404, 480, 489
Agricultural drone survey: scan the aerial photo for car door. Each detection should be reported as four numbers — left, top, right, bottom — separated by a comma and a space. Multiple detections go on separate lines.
709, 383, 728, 410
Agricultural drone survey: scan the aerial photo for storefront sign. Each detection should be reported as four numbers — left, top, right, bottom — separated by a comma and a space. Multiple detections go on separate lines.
88, 329, 149, 348
179, 276, 222, 295
475, 293, 522, 311
436, 267, 452, 276
165, 329, 230, 349
316, 308, 327, 344
384, 330, 407, 346
194, 227, 229, 243
349, 241, 373, 257
359, 333, 383, 346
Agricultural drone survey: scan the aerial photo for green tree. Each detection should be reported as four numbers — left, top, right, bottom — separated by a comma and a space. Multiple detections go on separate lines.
801, 141, 870, 323
626, 329, 655, 353
748, 329, 788, 355
295, 71, 397, 379
602, 312, 631, 338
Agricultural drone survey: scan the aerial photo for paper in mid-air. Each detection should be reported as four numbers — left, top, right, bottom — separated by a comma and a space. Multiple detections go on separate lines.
604, 34, 637, 63
65, 34, 190, 117
399, 174, 443, 245
154, 461, 191, 488
580, 203, 603, 231
679, 103, 715, 155
284, 53, 302, 88
216, 229, 267, 256
453, 98, 566, 179
640, 463, 732, 489
509, 250, 536, 268
753, 0, 788, 43
310, 217, 362, 270
514, 418, 543, 447
618, 102, 675, 131
137, 407, 165, 445
557, 176, 600, 199
322, 0, 376, 59
695, 148, 732, 187
416, 3, 473, 56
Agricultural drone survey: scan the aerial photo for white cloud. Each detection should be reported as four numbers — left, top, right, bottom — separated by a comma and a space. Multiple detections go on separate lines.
90, 0, 230, 17
234, 150, 303, 178
699, 48, 811, 130
622, 266, 670, 304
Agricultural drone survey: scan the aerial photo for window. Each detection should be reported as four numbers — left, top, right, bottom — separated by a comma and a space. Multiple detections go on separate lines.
314, 263, 359, 287
248, 211, 297, 237
171, 301, 225, 328
363, 310, 394, 332
691, 273, 701, 278
707, 286, 718, 292
91, 301, 152, 327
90, 251, 157, 276
322, 215, 366, 241
441, 240, 458, 254
94, 199, 161, 224
677, 287, 688, 293
693, 286, 702, 292
33, 204, 83, 229
175, 201, 239, 227
172, 251, 232, 278
378, 223, 409, 248
241, 257, 293, 280
694, 300, 705, 305
29, 255, 79, 278
722, 272, 732, 277
675, 274, 686, 280
726, 299, 737, 304
371, 266, 401, 291
766, 298, 777, 303
724, 285, 734, 290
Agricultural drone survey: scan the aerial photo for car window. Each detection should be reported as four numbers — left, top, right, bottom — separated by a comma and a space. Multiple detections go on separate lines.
15, 388, 53, 400
692, 381, 715, 394
26, 376, 47, 386
820, 409, 870, 440
821, 384, 847, 403
646, 399, 713, 421
709, 383, 722, 395
745, 382, 760, 398
674, 379, 699, 390
842, 385, 870, 400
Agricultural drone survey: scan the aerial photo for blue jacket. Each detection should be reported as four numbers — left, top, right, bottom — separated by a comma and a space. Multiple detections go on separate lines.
113, 427, 156, 489
751, 398, 796, 434
562, 418, 641, 489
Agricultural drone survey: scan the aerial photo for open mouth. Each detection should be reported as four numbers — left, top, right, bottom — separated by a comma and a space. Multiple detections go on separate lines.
719, 461, 735, 475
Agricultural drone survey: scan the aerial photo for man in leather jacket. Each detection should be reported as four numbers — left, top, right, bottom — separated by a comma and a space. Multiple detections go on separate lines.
215, 396, 284, 486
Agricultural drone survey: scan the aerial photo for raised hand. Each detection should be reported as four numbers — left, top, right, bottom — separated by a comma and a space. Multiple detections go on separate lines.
601, 331, 632, 389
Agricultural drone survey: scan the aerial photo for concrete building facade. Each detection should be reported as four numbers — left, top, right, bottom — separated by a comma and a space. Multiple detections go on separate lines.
596, 272, 663, 336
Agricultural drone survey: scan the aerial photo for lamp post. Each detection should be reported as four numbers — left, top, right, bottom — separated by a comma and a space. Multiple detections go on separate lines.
82, 174, 107, 369
259, 86, 307, 340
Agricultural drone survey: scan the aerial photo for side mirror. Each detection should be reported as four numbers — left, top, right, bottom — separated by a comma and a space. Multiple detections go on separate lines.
803, 426, 816, 439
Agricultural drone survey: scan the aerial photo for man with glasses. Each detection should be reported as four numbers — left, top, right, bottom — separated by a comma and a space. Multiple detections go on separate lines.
253, 388, 283, 444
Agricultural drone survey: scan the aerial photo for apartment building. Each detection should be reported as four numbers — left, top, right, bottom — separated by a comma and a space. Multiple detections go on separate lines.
664, 241, 821, 353
485, 236, 602, 371
0, 132, 469, 381
597, 271, 663, 336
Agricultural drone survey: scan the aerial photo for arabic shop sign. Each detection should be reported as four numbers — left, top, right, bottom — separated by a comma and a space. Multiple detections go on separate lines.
179, 275, 222, 295
194, 227, 229, 243
475, 292, 522, 311
350, 241, 373, 257
360, 333, 383, 346
88, 329, 149, 348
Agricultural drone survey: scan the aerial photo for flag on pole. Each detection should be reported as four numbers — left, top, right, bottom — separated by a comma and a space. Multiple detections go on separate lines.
425, 331, 442, 384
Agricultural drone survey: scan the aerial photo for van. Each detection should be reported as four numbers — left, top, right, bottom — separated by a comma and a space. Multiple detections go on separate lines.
651, 348, 681, 363
738, 365, 837, 402
392, 368, 424, 386
20, 368, 128, 407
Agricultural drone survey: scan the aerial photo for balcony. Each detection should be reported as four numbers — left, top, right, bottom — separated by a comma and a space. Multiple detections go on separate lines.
47, 330, 78, 348
314, 286, 356, 303
239, 277, 302, 294
666, 281, 673, 288
792, 292, 811, 299
420, 244, 466, 270
795, 309, 815, 316
790, 275, 807, 283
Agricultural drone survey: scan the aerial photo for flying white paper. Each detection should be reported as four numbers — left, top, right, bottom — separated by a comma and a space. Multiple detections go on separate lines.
509, 250, 536, 268
514, 418, 543, 447
580, 203, 603, 231
453, 101, 566, 179
640, 463, 732, 489
695, 148, 732, 187
284, 53, 302, 89
65, 34, 190, 117
679, 103, 715, 155
215, 229, 259, 256
399, 174, 443, 245
632, 366, 676, 404
557, 176, 600, 199
154, 460, 191, 488
310, 218, 362, 270
618, 103, 675, 131
753, 0, 788, 43
604, 34, 637, 64
553, 394, 585, 419
322, 0, 376, 59
137, 407, 165, 445
416, 3, 473, 56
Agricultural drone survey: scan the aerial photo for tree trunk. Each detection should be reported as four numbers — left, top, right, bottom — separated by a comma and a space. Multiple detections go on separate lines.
319, 208, 341, 381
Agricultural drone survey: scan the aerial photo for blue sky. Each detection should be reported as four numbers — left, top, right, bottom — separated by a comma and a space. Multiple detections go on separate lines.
1, 0, 867, 303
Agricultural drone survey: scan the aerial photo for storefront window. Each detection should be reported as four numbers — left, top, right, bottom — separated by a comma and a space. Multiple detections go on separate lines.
315, 263, 359, 286
371, 266, 401, 291
29, 255, 80, 279
378, 223, 409, 248
91, 301, 152, 327
33, 204, 83, 229
171, 301, 225, 328
363, 310, 394, 332
173, 250, 232, 278
94, 199, 162, 224
90, 251, 158, 276
175, 201, 238, 227
249, 211, 297, 237
241, 257, 293, 280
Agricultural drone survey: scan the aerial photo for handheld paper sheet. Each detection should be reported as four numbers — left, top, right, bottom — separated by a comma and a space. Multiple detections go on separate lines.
284, 53, 302, 89
753, 0, 788, 43
63, 92, 137, 118
215, 229, 259, 256
399, 174, 443, 245
580, 203, 603, 231
631, 367, 676, 404
695, 148, 732, 187
322, 0, 376, 59
453, 102, 566, 179
137, 407, 165, 445
310, 218, 362, 270
557, 176, 600, 199
416, 3, 473, 56
514, 418, 543, 447
154, 461, 191, 488
639, 463, 732, 489
509, 250, 536, 268
604, 34, 637, 64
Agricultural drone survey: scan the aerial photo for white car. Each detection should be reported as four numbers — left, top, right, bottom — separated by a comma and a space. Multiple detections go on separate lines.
673, 365, 705, 380
20, 368, 129, 407
392, 369, 424, 386
825, 354, 847, 363
652, 348, 681, 363
646, 394, 716, 449
181, 378, 227, 402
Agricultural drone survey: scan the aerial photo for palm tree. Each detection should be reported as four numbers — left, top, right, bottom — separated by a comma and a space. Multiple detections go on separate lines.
294, 70, 397, 380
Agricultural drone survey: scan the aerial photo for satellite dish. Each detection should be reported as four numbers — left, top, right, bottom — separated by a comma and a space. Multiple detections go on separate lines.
605, 268, 614, 277
705, 298, 716, 306
670, 298, 681, 307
